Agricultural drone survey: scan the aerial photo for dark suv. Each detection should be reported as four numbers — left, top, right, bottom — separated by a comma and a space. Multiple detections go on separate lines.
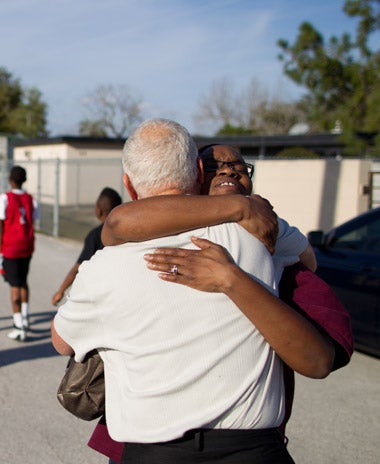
308, 207, 380, 358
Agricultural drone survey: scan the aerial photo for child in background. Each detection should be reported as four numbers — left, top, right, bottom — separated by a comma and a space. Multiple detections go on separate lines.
51, 187, 122, 306
0, 166, 39, 341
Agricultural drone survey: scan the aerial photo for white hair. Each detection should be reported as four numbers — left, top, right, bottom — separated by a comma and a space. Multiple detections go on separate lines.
122, 118, 199, 197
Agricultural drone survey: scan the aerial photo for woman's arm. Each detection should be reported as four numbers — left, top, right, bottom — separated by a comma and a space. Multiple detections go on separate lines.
144, 237, 335, 379
299, 244, 317, 272
102, 194, 278, 254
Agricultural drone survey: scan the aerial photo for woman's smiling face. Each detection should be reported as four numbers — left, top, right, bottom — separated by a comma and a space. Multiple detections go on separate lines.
200, 145, 253, 196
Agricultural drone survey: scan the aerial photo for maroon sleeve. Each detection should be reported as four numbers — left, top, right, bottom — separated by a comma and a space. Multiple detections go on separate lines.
279, 263, 354, 434
88, 416, 124, 463
279, 263, 354, 370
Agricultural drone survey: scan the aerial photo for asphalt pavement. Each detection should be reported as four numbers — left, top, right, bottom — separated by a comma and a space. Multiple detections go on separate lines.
0, 233, 379, 464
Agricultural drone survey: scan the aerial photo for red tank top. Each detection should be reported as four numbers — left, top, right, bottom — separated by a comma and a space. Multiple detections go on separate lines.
1, 191, 35, 258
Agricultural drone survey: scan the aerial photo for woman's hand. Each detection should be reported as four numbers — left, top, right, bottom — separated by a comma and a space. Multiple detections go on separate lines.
144, 235, 335, 378
144, 236, 239, 293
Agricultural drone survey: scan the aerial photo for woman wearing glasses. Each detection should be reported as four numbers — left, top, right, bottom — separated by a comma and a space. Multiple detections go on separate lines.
86, 143, 351, 463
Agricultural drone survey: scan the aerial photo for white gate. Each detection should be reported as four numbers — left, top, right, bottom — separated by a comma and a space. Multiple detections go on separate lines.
369, 171, 380, 209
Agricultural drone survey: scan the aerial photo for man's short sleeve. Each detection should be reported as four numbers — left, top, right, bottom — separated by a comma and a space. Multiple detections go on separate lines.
275, 218, 308, 257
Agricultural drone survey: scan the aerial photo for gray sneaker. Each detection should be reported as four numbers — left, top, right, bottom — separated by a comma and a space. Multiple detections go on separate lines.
8, 326, 26, 342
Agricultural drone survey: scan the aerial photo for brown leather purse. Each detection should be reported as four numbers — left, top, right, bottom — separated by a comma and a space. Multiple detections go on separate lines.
57, 350, 105, 421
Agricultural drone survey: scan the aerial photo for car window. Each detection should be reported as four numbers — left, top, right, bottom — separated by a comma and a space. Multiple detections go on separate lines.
333, 216, 380, 252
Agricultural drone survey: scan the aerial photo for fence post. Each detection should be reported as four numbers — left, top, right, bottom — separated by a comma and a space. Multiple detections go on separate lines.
76, 159, 80, 207
0, 158, 7, 193
35, 159, 42, 231
53, 158, 61, 237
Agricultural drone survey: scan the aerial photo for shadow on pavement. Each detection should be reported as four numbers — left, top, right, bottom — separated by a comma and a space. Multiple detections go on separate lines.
0, 341, 59, 367
0, 310, 60, 366
28, 310, 56, 328
0, 311, 55, 333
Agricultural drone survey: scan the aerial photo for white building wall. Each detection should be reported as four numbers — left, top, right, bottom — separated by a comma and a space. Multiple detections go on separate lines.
10, 142, 377, 233
335, 160, 371, 224
252, 158, 373, 235
13, 144, 124, 161
14, 144, 69, 161
252, 160, 324, 234
65, 146, 123, 159
12, 143, 124, 205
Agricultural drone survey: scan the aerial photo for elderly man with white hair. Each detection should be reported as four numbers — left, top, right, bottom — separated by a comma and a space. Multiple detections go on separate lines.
52, 118, 333, 464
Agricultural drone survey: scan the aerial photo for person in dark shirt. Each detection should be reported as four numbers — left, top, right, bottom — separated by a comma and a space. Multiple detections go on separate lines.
51, 187, 121, 306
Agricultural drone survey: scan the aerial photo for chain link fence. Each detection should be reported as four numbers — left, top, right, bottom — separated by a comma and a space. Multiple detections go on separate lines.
1, 156, 379, 242
0, 157, 126, 241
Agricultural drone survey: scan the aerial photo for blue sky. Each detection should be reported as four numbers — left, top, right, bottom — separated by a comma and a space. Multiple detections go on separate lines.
1, 0, 375, 136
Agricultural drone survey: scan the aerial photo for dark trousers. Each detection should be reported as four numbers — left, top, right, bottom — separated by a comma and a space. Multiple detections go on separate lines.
121, 428, 295, 464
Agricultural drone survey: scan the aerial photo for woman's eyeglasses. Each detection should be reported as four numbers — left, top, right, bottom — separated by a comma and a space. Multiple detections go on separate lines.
203, 159, 254, 178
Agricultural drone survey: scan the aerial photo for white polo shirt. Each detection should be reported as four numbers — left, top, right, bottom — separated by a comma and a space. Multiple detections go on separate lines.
54, 221, 304, 442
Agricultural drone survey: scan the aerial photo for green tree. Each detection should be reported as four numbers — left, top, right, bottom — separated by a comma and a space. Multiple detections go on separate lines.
0, 67, 48, 137
278, 0, 380, 156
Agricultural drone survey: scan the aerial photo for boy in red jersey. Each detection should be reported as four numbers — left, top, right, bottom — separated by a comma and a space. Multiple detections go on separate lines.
0, 166, 38, 341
